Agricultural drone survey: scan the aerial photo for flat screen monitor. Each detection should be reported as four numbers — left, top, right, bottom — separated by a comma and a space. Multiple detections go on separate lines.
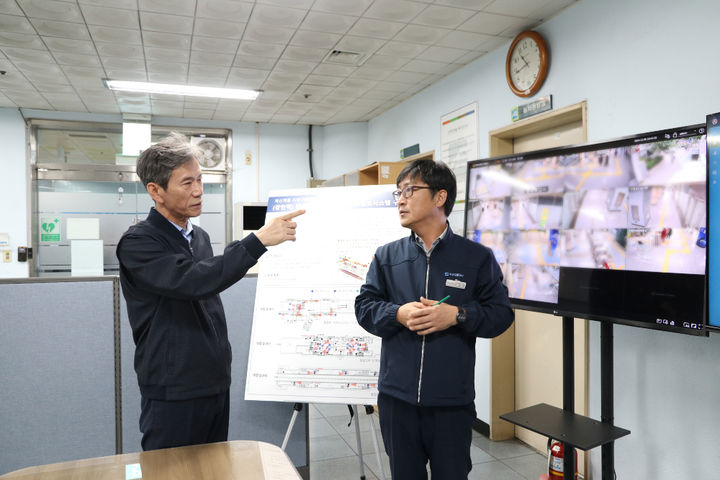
465, 124, 707, 336
706, 112, 720, 330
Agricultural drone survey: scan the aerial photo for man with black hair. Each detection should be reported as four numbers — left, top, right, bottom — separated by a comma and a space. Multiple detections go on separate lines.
355, 159, 514, 479
117, 132, 303, 450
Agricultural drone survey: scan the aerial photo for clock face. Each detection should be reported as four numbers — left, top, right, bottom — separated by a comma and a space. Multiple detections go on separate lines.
509, 37, 542, 93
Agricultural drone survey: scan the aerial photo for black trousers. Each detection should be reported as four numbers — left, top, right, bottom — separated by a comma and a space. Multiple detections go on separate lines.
139, 390, 230, 451
377, 392, 475, 480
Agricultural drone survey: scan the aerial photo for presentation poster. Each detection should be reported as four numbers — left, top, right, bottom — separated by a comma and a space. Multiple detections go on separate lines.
244, 185, 408, 404
441, 102, 478, 201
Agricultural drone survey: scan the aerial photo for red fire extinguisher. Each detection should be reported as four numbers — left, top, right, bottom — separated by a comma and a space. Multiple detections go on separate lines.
547, 438, 578, 479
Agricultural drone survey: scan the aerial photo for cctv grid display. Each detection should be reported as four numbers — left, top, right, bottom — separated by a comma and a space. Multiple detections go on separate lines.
706, 113, 720, 330
464, 124, 707, 335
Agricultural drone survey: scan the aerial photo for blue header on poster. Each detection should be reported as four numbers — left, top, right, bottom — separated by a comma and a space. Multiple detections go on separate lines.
268, 190, 396, 212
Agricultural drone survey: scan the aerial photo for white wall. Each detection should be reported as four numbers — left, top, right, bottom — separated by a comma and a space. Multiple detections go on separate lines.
0, 108, 28, 277
366, 0, 720, 477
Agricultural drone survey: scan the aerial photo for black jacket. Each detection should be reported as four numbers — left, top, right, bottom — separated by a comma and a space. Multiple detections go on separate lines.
117, 208, 266, 401
355, 227, 514, 406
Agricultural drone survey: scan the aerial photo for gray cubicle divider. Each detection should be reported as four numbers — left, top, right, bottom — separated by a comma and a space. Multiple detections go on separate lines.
0, 278, 117, 476
120, 275, 308, 472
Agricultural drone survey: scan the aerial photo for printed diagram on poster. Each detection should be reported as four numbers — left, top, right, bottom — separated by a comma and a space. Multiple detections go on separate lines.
245, 185, 407, 404
441, 102, 478, 202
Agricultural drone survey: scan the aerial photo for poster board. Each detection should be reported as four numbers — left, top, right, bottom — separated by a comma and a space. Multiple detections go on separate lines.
244, 185, 407, 404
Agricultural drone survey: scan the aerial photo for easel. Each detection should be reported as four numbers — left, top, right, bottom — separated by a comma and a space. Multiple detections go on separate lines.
282, 402, 386, 480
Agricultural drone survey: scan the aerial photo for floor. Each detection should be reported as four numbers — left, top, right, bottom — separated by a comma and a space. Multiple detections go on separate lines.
308, 403, 547, 480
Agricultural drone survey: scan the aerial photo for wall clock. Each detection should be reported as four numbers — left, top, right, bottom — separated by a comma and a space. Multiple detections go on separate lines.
505, 30, 549, 97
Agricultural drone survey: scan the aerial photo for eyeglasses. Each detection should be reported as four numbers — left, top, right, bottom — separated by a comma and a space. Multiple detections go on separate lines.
392, 185, 432, 201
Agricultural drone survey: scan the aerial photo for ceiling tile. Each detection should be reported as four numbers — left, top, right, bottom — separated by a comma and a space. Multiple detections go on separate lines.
95, 42, 144, 58
65, 71, 108, 88
347, 18, 405, 39
105, 69, 147, 81
16, 61, 63, 76
399, 58, 448, 74
227, 67, 271, 88
197, 0, 253, 21
256, 89, 292, 101
142, 32, 192, 50
31, 19, 91, 39
53, 52, 103, 68
433, 0, 493, 9
303, 74, 343, 87
250, 4, 307, 28
242, 112, 273, 122
282, 46, 328, 62
263, 70, 307, 85
290, 30, 341, 49
299, 12, 357, 35
458, 11, 528, 36
233, 54, 277, 70
0, 0, 23, 15
194, 18, 247, 39
485, 0, 544, 18
144, 47, 190, 63
237, 41, 284, 58
530, 0, 577, 21
140, 12, 194, 35
43, 37, 96, 55
34, 82, 76, 93
191, 36, 239, 54
2, 47, 53, 63
412, 5, 476, 28
0, 32, 45, 50
138, 0, 196, 17
18, 0, 84, 22
255, 0, 314, 8
88, 25, 142, 45
361, 88, 398, 100
0, 14, 35, 34
147, 71, 181, 83
371, 80, 412, 92
4, 90, 52, 108
334, 36, 386, 55
189, 51, 235, 66
415, 45, 469, 63
376, 41, 427, 58
436, 30, 496, 49
351, 66, 393, 80
101, 56, 146, 71
362, 54, 409, 69
311, 0, 373, 16
183, 108, 215, 119
212, 110, 244, 121
78, 0, 137, 9
385, 69, 425, 83
455, 50, 486, 64
312, 63, 355, 77
81, 5, 139, 29
43, 92, 88, 111
242, 23, 295, 45
340, 77, 377, 91
184, 99, 220, 109
187, 73, 228, 87
294, 84, 333, 97
280, 101, 313, 114
394, 25, 451, 44
274, 59, 317, 75
146, 61, 187, 76
364, 0, 427, 22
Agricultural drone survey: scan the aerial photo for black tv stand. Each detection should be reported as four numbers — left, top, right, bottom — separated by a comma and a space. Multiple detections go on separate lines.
500, 317, 630, 479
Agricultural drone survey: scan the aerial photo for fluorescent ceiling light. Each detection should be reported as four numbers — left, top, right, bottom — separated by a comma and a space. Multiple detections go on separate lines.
104, 79, 260, 100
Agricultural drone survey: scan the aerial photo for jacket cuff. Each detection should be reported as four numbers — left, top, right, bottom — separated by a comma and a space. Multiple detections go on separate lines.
240, 232, 268, 260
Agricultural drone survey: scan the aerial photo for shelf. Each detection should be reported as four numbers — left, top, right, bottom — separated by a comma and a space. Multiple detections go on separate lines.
500, 403, 630, 451
358, 161, 408, 185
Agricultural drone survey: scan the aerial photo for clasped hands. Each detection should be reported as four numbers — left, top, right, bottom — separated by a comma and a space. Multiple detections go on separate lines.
397, 297, 459, 335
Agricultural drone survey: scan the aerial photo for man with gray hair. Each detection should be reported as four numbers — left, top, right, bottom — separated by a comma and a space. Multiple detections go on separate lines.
117, 132, 303, 450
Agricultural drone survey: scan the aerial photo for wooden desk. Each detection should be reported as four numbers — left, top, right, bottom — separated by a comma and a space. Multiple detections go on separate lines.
0, 441, 301, 480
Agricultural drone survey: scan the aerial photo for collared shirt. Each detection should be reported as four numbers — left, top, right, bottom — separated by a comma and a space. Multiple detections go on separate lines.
413, 223, 448, 256
167, 217, 194, 245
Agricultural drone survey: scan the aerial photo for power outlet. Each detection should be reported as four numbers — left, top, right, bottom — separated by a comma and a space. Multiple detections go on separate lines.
2, 249, 11, 263
245, 151, 252, 165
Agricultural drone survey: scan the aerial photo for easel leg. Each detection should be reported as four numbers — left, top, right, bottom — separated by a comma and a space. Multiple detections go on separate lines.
281, 402, 303, 451
364, 405, 386, 480
351, 405, 367, 480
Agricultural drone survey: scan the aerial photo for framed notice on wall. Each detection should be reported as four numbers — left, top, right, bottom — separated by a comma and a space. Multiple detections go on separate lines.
441, 102, 478, 232
245, 185, 407, 404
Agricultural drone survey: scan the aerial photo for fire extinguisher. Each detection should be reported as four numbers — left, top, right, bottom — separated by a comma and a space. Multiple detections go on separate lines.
547, 438, 578, 479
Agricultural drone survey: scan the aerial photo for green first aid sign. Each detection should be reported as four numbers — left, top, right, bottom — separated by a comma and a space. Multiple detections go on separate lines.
40, 217, 61, 243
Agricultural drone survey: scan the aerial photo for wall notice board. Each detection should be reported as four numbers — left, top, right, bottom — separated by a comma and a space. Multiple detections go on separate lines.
244, 185, 407, 404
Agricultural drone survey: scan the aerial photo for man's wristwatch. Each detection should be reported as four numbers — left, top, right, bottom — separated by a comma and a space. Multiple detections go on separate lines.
456, 306, 467, 324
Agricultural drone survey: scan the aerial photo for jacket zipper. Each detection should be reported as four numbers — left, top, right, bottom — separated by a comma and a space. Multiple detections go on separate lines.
189, 238, 219, 341
417, 251, 431, 403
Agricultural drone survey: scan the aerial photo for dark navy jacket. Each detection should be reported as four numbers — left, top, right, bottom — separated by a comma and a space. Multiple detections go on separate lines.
117, 208, 266, 401
355, 226, 513, 406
